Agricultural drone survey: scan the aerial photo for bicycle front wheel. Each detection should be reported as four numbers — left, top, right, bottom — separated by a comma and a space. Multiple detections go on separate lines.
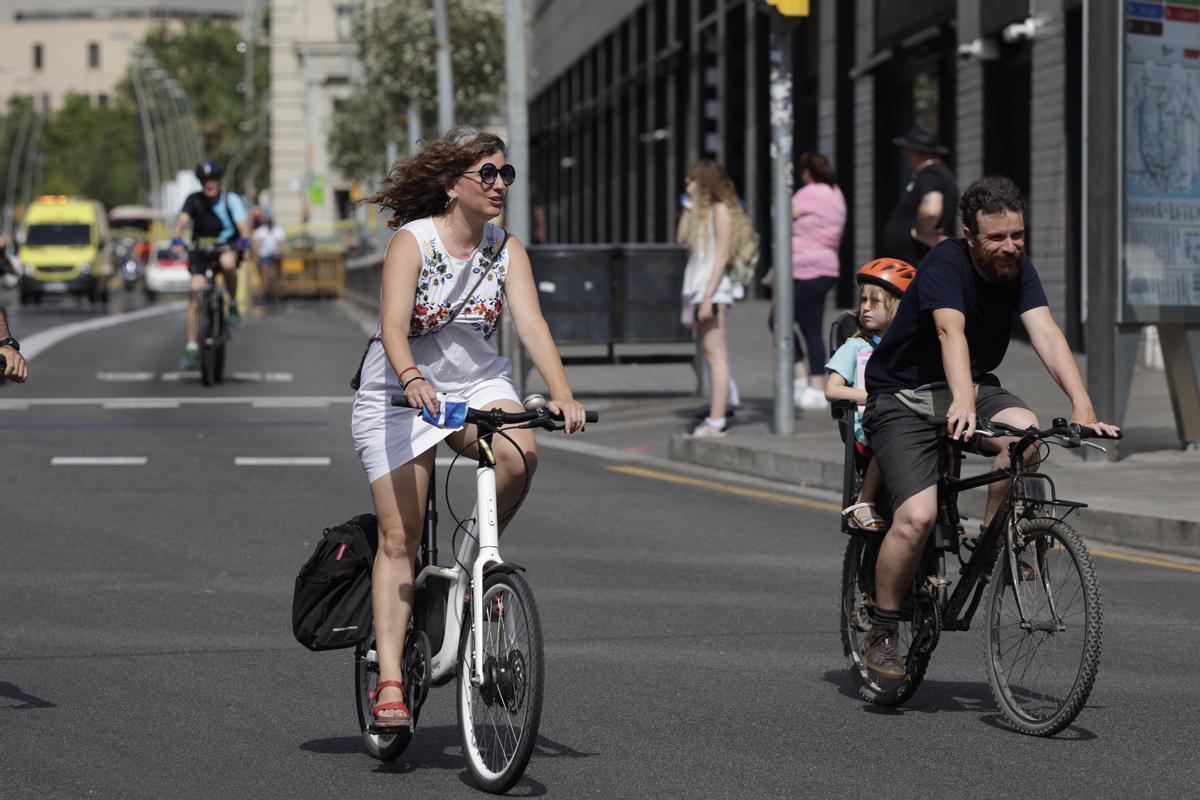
985, 518, 1102, 737
457, 570, 544, 794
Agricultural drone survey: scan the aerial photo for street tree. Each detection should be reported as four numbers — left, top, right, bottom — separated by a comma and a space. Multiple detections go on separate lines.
329, 0, 505, 181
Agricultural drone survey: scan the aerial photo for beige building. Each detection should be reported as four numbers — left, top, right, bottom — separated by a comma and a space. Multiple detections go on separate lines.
268, 0, 360, 226
0, 1, 242, 111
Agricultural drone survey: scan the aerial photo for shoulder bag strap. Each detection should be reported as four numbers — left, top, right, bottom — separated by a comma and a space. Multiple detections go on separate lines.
350, 231, 510, 391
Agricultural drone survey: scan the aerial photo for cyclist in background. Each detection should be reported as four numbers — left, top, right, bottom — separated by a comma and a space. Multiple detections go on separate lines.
172, 160, 252, 368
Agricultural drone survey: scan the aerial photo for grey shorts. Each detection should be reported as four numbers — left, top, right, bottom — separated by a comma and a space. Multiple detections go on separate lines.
862, 378, 1030, 511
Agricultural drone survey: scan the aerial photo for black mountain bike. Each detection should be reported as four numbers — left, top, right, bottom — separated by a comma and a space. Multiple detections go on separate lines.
190, 242, 230, 387
838, 412, 1119, 736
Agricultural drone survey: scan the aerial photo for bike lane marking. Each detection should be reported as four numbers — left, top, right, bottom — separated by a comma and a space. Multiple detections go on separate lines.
235, 457, 331, 466
51, 457, 148, 466
22, 301, 187, 361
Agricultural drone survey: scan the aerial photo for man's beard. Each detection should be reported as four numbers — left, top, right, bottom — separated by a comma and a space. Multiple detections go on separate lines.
972, 245, 1023, 283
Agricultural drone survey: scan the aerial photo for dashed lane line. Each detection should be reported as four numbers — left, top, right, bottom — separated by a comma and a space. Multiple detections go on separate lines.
235, 457, 331, 466
102, 399, 182, 410
96, 372, 156, 382
252, 399, 330, 408
51, 457, 148, 466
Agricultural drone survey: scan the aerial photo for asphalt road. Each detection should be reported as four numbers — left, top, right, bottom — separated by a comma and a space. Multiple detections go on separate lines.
2, 296, 1198, 799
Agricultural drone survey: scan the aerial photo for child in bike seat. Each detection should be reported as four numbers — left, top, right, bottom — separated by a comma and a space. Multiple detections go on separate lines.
823, 257, 915, 531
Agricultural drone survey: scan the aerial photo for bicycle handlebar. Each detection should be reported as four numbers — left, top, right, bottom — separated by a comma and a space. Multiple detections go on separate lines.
925, 415, 1122, 443
390, 394, 599, 428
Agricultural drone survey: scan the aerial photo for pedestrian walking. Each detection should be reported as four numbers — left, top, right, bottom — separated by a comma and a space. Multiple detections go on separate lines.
676, 160, 756, 437
252, 213, 287, 303
880, 122, 959, 266
790, 151, 846, 411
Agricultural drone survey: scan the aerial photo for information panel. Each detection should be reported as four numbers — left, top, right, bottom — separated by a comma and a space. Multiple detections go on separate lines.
1123, 0, 1200, 322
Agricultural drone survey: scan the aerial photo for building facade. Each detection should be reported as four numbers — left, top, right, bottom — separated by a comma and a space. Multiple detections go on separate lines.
268, 0, 361, 227
0, 1, 242, 112
530, 0, 1087, 347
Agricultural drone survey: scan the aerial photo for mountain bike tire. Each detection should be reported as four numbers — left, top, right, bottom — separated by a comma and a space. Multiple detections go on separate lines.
984, 517, 1102, 737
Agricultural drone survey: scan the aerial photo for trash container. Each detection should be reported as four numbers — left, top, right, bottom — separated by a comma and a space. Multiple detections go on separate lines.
527, 244, 614, 344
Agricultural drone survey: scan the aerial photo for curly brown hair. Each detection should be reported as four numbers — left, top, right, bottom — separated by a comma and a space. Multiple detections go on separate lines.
365, 127, 507, 228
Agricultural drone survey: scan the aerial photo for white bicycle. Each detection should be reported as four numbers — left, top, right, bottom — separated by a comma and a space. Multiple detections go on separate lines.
354, 395, 597, 793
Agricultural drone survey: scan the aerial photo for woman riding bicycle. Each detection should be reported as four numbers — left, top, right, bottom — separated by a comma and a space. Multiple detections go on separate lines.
352, 127, 587, 731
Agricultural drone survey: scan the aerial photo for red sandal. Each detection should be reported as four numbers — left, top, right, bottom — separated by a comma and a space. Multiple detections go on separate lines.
370, 680, 411, 729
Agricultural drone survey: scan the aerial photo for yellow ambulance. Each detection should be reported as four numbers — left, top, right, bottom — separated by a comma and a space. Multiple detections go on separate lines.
18, 195, 113, 305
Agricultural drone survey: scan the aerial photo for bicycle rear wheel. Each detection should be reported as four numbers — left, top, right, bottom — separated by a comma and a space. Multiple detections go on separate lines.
984, 517, 1102, 737
840, 534, 929, 705
354, 634, 412, 761
457, 571, 543, 794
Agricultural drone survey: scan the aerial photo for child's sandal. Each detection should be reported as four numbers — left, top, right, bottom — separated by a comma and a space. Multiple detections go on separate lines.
842, 502, 887, 532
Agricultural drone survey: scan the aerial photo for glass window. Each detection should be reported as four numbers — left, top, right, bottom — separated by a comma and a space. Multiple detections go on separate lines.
25, 224, 92, 247
335, 4, 358, 41
33, 43, 43, 70
88, 42, 100, 69
97, 93, 109, 109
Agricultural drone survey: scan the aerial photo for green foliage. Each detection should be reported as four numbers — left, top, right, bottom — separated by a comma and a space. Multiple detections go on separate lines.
140, 18, 269, 188
329, 0, 506, 181
39, 94, 142, 210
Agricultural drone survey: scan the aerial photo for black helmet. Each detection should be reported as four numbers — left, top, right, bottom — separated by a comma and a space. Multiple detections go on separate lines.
195, 160, 223, 182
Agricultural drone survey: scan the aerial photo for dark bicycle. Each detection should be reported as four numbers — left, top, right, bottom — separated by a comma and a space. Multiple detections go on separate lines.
188, 241, 231, 387
836, 403, 1118, 736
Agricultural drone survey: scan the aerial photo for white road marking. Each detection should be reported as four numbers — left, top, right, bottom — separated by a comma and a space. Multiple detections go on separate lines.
96, 371, 156, 382
52, 457, 148, 466
160, 371, 199, 382
233, 371, 295, 383
252, 398, 329, 408
102, 399, 182, 410
235, 457, 331, 466
0, 396, 352, 409
22, 301, 187, 361
265, 372, 293, 382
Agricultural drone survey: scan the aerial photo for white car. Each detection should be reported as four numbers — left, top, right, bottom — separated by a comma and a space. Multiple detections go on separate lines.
143, 243, 191, 299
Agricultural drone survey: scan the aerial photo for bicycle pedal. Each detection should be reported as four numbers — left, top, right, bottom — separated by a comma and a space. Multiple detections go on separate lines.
368, 720, 413, 736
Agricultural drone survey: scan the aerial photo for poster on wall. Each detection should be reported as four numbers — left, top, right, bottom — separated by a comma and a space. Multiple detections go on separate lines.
1123, 0, 1200, 322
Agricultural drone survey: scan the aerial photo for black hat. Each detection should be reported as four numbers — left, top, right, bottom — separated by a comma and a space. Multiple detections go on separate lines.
892, 123, 949, 156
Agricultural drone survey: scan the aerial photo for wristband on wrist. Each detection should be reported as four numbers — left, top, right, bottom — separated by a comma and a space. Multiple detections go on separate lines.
398, 365, 420, 381
401, 375, 427, 390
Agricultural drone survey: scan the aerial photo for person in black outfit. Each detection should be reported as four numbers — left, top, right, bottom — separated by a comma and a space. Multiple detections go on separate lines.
880, 123, 959, 266
858, 176, 1119, 680
171, 160, 252, 368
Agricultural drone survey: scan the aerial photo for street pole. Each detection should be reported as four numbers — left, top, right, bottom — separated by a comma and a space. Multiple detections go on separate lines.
502, 0, 529, 388
432, 0, 455, 133
407, 98, 422, 152
4, 107, 33, 237
769, 12, 796, 435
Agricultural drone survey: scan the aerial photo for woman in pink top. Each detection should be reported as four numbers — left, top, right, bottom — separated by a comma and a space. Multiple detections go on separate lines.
789, 151, 846, 411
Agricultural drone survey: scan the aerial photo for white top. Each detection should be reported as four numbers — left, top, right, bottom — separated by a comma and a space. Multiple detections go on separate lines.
253, 223, 286, 258
351, 217, 518, 482
681, 209, 734, 306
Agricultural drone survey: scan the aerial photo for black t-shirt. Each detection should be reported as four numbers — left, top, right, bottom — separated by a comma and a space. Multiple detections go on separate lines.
880, 161, 959, 265
865, 239, 1049, 395
182, 191, 240, 242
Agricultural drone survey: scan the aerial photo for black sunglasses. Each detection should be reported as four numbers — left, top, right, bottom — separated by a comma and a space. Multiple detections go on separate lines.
459, 163, 517, 187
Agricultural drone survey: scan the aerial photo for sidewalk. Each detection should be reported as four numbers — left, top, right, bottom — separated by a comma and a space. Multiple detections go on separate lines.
528, 298, 1200, 559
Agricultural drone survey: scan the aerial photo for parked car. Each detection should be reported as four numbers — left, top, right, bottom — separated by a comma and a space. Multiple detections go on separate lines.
143, 242, 190, 300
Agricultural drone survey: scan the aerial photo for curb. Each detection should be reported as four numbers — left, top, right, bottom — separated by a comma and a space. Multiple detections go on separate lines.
668, 433, 1200, 560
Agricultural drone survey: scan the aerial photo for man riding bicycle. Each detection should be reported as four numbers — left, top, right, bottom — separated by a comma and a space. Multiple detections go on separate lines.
860, 175, 1120, 680
171, 160, 252, 368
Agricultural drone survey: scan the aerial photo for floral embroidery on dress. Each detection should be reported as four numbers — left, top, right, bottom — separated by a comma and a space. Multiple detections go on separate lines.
409, 224, 507, 339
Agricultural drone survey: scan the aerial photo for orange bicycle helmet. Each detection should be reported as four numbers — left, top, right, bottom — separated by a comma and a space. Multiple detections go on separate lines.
856, 257, 915, 297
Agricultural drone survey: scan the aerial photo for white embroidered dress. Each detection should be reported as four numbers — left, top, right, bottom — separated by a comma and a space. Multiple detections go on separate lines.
352, 217, 518, 483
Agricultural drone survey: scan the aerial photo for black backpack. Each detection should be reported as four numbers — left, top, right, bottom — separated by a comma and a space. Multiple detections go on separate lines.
292, 514, 378, 651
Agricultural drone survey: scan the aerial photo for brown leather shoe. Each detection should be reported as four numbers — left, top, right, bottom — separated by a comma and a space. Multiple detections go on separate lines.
864, 624, 906, 680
